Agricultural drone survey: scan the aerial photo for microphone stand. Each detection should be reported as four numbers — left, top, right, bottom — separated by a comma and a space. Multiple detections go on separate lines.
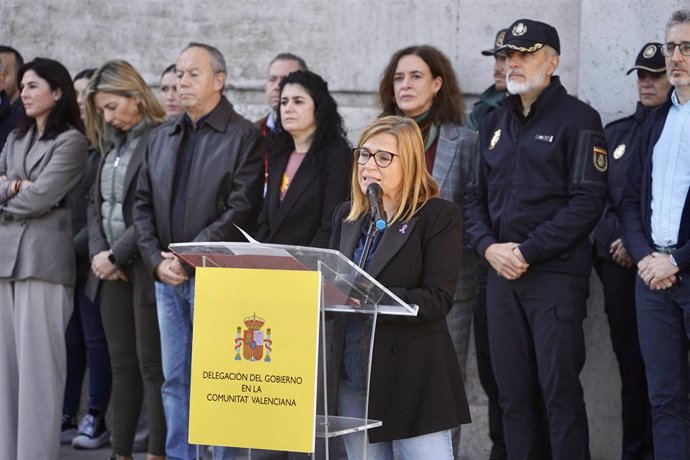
357, 215, 378, 269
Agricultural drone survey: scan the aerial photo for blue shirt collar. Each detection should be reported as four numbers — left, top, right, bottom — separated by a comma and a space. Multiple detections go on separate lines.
671, 88, 688, 109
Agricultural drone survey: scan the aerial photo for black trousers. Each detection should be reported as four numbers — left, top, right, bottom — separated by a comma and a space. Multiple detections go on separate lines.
100, 276, 166, 456
487, 270, 590, 460
594, 259, 653, 460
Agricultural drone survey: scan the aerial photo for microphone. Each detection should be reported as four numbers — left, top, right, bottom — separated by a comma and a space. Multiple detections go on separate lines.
366, 183, 387, 230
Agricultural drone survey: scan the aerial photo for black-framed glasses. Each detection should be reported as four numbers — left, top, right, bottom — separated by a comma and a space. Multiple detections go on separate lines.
353, 147, 398, 168
661, 41, 690, 57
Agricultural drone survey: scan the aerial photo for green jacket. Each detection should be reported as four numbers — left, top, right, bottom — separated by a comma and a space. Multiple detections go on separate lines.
466, 85, 506, 132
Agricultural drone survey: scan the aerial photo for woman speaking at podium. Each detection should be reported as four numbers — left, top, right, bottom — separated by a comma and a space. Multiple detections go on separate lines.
330, 116, 470, 459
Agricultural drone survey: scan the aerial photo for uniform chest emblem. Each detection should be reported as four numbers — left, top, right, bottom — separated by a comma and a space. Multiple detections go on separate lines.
489, 129, 501, 150
613, 144, 625, 160
613, 144, 626, 160
593, 146, 608, 172
535, 134, 554, 143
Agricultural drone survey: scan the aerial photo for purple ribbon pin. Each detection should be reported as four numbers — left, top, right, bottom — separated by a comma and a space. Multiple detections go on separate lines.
399, 224, 408, 234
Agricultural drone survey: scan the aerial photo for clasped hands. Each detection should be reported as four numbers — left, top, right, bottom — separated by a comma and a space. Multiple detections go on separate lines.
485, 242, 529, 280
638, 252, 679, 290
154, 251, 189, 286
91, 250, 128, 282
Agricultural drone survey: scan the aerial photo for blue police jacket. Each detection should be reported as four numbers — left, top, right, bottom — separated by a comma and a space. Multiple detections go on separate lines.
593, 102, 655, 259
465, 76, 608, 276
621, 96, 690, 271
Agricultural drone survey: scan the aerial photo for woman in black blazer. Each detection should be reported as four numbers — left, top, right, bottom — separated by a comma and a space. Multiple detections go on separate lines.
83, 60, 167, 460
254, 70, 351, 248
331, 116, 470, 459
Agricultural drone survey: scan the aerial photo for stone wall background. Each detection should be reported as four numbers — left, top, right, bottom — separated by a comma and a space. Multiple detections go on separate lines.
3, 1, 688, 457
2, 0, 687, 135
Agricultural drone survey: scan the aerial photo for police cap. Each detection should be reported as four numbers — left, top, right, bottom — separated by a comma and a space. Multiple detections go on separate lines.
626, 43, 665, 75
481, 29, 508, 56
499, 19, 560, 55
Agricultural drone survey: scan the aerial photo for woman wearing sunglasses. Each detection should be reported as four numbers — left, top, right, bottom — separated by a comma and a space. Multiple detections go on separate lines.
330, 116, 470, 459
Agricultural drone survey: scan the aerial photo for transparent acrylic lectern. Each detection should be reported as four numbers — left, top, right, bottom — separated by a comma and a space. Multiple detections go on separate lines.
170, 241, 418, 459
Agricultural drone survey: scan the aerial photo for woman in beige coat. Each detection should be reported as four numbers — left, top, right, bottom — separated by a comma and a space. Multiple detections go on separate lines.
0, 57, 87, 460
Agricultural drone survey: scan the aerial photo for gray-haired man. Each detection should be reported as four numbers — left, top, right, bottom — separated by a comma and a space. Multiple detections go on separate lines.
135, 42, 264, 459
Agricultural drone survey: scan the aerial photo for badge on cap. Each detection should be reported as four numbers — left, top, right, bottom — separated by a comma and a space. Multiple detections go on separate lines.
643, 45, 657, 59
496, 30, 506, 47
489, 129, 501, 150
512, 23, 527, 36
593, 146, 608, 172
613, 144, 626, 160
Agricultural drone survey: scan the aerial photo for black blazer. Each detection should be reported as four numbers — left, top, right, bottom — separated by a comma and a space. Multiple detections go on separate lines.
254, 137, 351, 248
86, 125, 156, 304
330, 198, 471, 443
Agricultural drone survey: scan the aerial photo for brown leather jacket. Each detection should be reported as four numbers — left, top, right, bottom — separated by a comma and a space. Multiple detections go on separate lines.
133, 96, 264, 276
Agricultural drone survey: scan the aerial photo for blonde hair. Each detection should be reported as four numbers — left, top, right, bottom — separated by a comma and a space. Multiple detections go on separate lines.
347, 116, 439, 224
84, 60, 165, 150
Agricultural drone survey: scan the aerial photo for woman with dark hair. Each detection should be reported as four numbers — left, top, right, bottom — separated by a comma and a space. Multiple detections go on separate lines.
61, 67, 114, 451
378, 45, 478, 428
0, 57, 88, 459
254, 70, 351, 248
83, 60, 167, 460
331, 116, 470, 459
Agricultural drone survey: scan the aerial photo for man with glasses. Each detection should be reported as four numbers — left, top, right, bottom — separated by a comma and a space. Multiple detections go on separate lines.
621, 9, 690, 456
592, 42, 670, 459
465, 19, 607, 458
134, 42, 264, 459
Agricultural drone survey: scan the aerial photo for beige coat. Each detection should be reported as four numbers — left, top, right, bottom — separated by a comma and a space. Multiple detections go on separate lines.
0, 127, 87, 286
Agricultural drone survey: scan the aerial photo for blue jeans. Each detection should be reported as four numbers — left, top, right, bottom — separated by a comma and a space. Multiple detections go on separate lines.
636, 276, 690, 459
337, 381, 453, 460
63, 276, 112, 415
156, 280, 237, 460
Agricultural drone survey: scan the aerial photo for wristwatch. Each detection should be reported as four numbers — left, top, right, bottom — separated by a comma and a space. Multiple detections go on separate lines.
670, 254, 678, 267
107, 250, 118, 265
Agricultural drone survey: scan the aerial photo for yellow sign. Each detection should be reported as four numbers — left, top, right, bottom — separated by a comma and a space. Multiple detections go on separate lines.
189, 267, 321, 452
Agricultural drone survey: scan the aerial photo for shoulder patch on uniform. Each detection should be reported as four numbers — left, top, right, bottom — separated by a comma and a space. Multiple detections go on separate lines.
593, 146, 608, 172
489, 129, 501, 150
613, 144, 626, 160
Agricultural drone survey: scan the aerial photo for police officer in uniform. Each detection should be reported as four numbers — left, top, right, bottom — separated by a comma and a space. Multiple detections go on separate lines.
592, 42, 669, 459
466, 28, 509, 132
465, 19, 608, 459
